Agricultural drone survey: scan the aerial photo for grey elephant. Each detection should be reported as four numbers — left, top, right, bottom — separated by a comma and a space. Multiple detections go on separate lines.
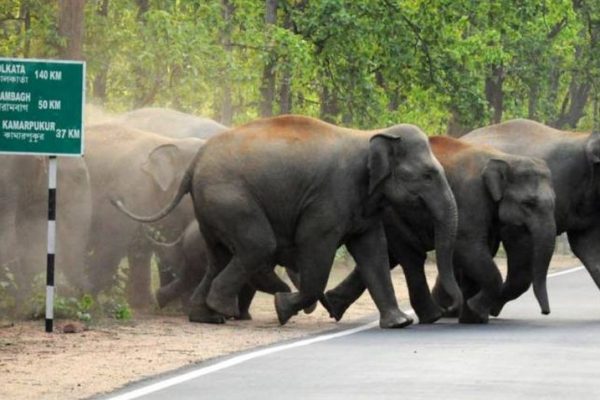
0, 155, 92, 309
112, 115, 463, 329
114, 107, 228, 139
84, 123, 204, 307
324, 136, 556, 323
459, 119, 600, 313
111, 107, 228, 291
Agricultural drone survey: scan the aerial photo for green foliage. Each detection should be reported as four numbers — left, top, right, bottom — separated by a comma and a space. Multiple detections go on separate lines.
25, 275, 94, 322
113, 303, 133, 321
21, 263, 133, 323
1, 0, 598, 132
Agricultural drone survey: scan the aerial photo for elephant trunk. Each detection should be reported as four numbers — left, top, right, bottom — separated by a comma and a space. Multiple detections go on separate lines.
423, 179, 463, 314
530, 217, 556, 315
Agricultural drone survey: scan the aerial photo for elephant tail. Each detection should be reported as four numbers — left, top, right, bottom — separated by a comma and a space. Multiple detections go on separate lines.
110, 158, 195, 223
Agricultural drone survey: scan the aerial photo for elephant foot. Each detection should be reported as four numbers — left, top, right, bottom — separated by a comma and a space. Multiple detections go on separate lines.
459, 303, 489, 324
459, 311, 489, 324
206, 290, 240, 319
379, 309, 413, 329
489, 301, 505, 317
155, 289, 171, 309
188, 304, 226, 324
274, 292, 300, 326
234, 311, 252, 321
416, 305, 443, 324
303, 302, 317, 315
321, 291, 351, 321
466, 295, 491, 322
441, 307, 460, 318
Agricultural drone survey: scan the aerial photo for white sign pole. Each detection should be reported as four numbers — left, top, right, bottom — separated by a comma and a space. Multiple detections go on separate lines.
45, 155, 57, 333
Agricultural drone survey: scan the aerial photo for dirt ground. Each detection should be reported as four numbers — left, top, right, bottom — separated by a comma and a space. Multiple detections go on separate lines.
0, 254, 580, 400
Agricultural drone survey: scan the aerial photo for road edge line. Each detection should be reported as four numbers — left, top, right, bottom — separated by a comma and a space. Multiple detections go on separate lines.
548, 265, 584, 278
104, 266, 583, 399
104, 318, 385, 400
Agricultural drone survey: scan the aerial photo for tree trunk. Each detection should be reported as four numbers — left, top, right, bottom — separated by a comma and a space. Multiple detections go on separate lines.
57, 0, 85, 60
319, 86, 339, 123
217, 0, 234, 125
278, 7, 292, 114
279, 65, 292, 114
260, 0, 277, 117
485, 64, 504, 124
553, 75, 591, 129
18, 2, 31, 58
136, 0, 149, 18
528, 81, 539, 120
92, 0, 110, 102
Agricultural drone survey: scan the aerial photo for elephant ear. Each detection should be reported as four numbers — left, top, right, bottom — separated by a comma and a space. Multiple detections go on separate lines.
368, 133, 401, 195
483, 158, 509, 202
585, 132, 600, 164
142, 144, 182, 192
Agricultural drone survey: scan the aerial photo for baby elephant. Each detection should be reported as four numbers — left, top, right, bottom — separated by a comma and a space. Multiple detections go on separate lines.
148, 221, 308, 321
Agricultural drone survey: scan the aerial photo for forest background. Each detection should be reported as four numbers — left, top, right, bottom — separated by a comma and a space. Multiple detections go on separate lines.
1, 0, 599, 134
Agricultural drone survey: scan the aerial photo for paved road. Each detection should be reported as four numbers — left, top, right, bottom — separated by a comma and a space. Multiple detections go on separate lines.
104, 267, 600, 400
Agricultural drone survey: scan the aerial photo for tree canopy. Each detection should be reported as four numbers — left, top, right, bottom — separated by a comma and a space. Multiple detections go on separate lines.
1, 0, 598, 134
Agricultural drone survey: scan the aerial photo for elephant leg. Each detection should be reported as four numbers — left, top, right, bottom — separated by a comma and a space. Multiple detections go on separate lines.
322, 268, 366, 321
345, 224, 412, 329
568, 226, 600, 289
189, 243, 230, 324
457, 274, 485, 324
236, 284, 256, 320
126, 232, 154, 309
396, 247, 441, 324
285, 268, 317, 314
274, 238, 337, 325
455, 242, 502, 323
86, 246, 122, 295
490, 234, 533, 317
156, 278, 185, 308
205, 214, 277, 318
250, 269, 290, 294
156, 257, 176, 288
14, 205, 45, 302
431, 275, 460, 318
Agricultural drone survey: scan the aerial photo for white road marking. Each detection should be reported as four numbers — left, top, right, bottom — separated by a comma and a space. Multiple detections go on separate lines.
547, 265, 584, 278
104, 316, 394, 400
106, 265, 585, 400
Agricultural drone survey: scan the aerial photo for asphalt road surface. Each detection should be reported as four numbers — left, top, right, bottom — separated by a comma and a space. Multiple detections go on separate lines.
104, 266, 600, 400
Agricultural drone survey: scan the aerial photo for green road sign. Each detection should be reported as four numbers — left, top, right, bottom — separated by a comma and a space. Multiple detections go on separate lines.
0, 58, 85, 156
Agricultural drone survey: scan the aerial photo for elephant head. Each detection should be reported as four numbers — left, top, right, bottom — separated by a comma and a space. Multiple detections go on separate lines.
483, 157, 556, 314
368, 125, 463, 314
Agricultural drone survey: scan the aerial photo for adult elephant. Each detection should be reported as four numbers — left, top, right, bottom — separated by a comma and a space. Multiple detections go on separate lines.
112, 107, 228, 291
84, 123, 204, 307
324, 136, 556, 323
112, 115, 463, 329
114, 107, 228, 139
0, 156, 92, 308
461, 119, 600, 313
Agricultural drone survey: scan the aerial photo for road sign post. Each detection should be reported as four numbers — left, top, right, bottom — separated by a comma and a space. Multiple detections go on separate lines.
0, 57, 85, 332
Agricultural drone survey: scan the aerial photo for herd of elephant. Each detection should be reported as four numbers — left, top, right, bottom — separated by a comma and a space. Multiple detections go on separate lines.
2, 108, 599, 329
